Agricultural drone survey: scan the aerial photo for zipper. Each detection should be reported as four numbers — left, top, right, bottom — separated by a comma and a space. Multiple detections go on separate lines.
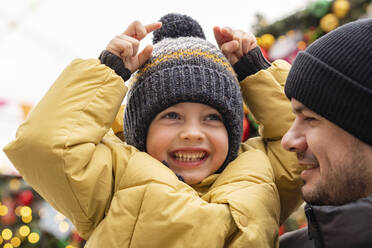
305, 205, 324, 248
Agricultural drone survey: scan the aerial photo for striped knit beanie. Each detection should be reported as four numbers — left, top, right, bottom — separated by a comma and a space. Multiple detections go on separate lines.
124, 13, 243, 172
285, 18, 372, 146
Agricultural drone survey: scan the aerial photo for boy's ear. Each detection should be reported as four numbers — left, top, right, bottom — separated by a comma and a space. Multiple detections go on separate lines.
112, 104, 126, 141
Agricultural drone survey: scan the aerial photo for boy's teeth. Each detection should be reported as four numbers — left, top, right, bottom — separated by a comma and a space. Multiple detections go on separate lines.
174, 152, 205, 162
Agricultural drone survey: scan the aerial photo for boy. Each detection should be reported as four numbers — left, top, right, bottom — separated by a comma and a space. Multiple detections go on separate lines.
4, 14, 301, 247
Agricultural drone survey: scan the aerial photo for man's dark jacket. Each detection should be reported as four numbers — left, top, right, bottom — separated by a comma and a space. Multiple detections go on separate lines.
280, 195, 372, 248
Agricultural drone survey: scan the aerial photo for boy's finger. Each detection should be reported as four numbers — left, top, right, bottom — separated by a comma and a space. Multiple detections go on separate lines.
221, 40, 239, 55
115, 34, 140, 55
250, 39, 257, 50
144, 22, 162, 35
125, 21, 162, 41
134, 22, 162, 41
137, 44, 153, 68
124, 36, 141, 56
228, 55, 238, 65
124, 20, 143, 37
119, 43, 133, 58
220, 27, 234, 40
241, 34, 250, 54
246, 32, 257, 52
248, 32, 258, 50
213, 26, 224, 47
107, 38, 133, 58
131, 22, 148, 41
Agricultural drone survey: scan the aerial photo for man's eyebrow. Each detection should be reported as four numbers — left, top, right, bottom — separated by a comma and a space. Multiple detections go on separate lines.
292, 105, 307, 114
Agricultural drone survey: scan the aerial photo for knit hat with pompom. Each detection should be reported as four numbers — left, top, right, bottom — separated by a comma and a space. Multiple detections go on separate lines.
123, 13, 243, 173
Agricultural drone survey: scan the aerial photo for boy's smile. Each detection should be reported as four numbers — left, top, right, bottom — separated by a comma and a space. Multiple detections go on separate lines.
171, 149, 208, 166
146, 102, 229, 185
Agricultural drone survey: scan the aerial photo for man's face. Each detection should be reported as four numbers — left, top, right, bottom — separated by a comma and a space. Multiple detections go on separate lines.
146, 102, 228, 185
281, 98, 372, 205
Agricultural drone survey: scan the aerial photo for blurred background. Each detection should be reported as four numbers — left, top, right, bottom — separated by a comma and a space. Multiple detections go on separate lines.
1, 0, 371, 247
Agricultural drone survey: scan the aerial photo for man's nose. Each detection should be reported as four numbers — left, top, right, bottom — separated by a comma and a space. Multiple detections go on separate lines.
281, 122, 307, 152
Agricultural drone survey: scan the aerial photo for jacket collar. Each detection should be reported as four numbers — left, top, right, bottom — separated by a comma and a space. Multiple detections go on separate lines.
192, 174, 219, 196
305, 195, 372, 248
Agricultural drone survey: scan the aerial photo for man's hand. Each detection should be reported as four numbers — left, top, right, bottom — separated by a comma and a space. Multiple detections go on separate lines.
106, 21, 162, 72
213, 26, 257, 65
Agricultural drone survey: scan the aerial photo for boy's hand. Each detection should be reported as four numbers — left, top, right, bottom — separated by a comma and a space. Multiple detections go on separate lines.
213, 26, 257, 65
106, 21, 162, 73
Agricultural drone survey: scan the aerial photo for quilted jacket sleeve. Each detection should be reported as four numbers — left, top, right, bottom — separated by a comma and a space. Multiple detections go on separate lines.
3, 59, 129, 237
240, 60, 303, 224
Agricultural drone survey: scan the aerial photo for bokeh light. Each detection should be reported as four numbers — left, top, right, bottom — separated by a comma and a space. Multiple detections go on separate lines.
3, 243, 14, 248
59, 221, 70, 233
0, 204, 9, 216
19, 225, 31, 237
11, 237, 21, 247
1, 228, 13, 240
9, 178, 21, 191
28, 232, 40, 244
21, 215, 32, 223
20, 206, 32, 217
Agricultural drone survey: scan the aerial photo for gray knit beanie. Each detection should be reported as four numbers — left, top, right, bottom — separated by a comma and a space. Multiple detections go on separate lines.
124, 13, 243, 172
285, 18, 372, 146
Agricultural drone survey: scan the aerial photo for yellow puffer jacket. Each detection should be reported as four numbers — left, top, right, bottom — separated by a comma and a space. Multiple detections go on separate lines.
3, 59, 302, 247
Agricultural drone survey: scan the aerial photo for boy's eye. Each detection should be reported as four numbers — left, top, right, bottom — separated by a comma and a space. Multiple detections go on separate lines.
205, 113, 223, 121
163, 112, 180, 119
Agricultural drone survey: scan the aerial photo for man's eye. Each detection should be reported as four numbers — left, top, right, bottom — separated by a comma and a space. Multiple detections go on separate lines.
164, 112, 179, 119
206, 114, 222, 121
304, 117, 316, 122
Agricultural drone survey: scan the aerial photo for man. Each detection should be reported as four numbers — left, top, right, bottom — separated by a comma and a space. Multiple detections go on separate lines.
280, 18, 372, 248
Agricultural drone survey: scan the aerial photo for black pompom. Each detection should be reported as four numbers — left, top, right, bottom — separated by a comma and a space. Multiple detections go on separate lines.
153, 13, 205, 44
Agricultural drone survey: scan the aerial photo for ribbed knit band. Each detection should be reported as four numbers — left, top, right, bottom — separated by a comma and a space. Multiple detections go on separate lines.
233, 46, 271, 81
99, 50, 132, 81
124, 36, 243, 172
285, 18, 372, 145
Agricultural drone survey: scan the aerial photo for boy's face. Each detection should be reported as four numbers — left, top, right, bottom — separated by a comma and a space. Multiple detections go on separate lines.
146, 102, 228, 185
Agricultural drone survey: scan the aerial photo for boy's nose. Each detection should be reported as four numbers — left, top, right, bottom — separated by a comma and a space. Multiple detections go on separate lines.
179, 124, 206, 141
281, 122, 307, 153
